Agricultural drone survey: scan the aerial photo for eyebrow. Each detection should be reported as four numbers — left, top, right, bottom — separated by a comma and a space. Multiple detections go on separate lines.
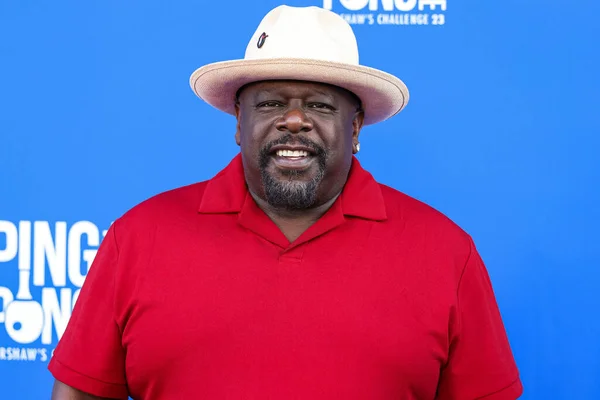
251, 88, 335, 100
310, 89, 335, 102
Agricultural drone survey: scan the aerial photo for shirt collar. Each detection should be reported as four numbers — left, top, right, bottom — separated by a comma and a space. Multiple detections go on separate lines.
198, 153, 387, 221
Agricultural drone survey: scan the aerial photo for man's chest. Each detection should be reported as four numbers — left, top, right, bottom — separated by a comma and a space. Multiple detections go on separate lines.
119, 227, 456, 399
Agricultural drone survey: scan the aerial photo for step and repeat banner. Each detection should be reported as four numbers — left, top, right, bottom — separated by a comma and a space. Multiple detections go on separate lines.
1, 0, 598, 399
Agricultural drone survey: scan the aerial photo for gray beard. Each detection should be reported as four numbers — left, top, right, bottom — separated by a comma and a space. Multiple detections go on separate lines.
260, 166, 326, 210
257, 133, 328, 211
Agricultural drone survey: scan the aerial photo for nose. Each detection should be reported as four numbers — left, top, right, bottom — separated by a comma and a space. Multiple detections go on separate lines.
275, 108, 313, 134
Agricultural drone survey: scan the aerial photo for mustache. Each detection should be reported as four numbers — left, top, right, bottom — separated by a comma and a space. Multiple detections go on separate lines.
259, 134, 327, 170
261, 134, 326, 156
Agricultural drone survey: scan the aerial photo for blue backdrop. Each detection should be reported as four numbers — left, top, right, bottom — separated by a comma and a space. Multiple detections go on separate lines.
1, 0, 599, 398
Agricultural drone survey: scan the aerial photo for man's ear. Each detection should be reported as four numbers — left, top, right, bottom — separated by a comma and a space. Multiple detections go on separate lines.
234, 101, 241, 146
352, 109, 364, 153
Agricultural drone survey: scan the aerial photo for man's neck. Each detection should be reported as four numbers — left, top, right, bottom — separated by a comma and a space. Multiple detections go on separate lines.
250, 191, 340, 243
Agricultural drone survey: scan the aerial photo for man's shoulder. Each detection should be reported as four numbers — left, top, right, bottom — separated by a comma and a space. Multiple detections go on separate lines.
377, 183, 472, 243
115, 180, 210, 229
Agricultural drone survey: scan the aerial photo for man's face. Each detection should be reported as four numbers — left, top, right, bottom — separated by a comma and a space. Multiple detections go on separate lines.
235, 80, 364, 211
235, 81, 363, 210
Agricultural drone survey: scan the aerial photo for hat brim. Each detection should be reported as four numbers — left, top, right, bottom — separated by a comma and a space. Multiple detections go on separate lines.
189, 58, 409, 125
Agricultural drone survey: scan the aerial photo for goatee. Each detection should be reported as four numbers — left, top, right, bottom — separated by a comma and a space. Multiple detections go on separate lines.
258, 134, 327, 210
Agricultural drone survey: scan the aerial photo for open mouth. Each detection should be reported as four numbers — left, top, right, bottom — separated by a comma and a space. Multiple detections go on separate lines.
269, 146, 317, 170
275, 149, 310, 159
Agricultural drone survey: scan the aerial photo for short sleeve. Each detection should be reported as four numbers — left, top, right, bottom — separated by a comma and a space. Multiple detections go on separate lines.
48, 223, 129, 399
437, 238, 523, 400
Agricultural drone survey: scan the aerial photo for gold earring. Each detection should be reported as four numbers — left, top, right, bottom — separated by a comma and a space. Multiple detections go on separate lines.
355, 143, 360, 153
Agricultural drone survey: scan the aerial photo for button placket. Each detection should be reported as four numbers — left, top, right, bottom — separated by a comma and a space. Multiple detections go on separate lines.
278, 244, 306, 264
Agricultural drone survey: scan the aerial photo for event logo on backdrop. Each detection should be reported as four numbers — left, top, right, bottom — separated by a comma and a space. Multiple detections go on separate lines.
0, 220, 108, 362
322, 0, 447, 26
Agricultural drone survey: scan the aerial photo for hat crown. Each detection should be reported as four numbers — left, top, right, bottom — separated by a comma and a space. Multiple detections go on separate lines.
244, 6, 359, 65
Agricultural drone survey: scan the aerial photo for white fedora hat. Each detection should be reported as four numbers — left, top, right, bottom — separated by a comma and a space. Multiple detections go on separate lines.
189, 5, 409, 125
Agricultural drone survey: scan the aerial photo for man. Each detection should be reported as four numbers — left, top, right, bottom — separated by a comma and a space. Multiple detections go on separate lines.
49, 5, 522, 400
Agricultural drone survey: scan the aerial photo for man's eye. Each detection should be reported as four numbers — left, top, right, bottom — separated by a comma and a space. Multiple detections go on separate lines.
308, 103, 334, 110
257, 101, 283, 107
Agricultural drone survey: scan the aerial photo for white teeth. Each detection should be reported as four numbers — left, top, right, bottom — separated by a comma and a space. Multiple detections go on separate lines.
276, 149, 309, 157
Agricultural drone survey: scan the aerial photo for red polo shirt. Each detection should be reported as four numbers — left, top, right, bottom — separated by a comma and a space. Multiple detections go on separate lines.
49, 154, 522, 399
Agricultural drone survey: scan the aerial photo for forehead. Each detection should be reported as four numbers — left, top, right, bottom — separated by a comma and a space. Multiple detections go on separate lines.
238, 80, 360, 104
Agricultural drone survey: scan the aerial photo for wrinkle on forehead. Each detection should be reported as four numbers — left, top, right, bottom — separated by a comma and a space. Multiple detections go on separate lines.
236, 80, 361, 108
